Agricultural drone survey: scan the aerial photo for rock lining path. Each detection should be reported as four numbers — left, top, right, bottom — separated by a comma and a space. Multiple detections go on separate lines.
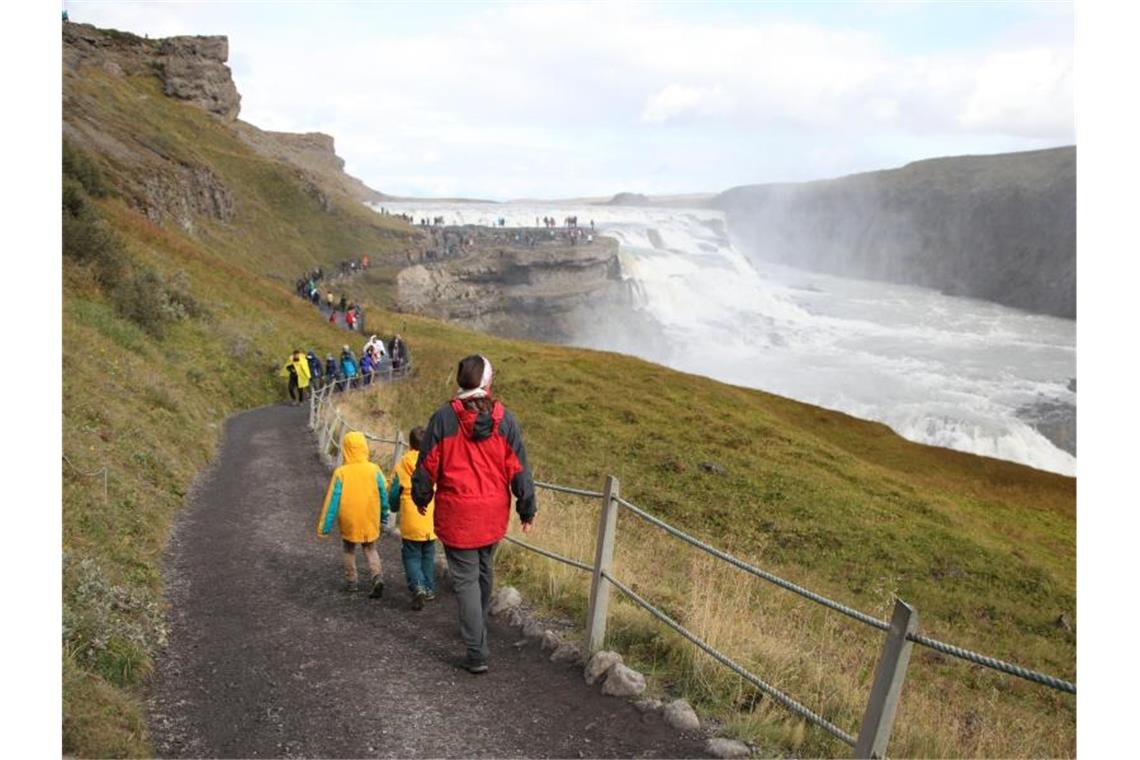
147, 402, 709, 758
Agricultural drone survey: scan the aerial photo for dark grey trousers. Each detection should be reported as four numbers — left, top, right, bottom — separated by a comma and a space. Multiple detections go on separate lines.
443, 543, 496, 660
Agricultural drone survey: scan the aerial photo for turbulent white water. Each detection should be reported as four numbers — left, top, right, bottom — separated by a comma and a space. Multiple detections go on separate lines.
379, 201, 1077, 476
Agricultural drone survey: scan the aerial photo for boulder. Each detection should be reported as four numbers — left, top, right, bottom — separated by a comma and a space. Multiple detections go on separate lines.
705, 738, 752, 758
506, 606, 527, 628
540, 631, 562, 652
663, 699, 701, 732
584, 650, 624, 686
550, 642, 582, 664
600, 664, 646, 697
522, 619, 545, 639
489, 586, 522, 616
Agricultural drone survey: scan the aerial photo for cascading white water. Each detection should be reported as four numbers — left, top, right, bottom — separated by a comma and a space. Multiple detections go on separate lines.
378, 201, 1076, 476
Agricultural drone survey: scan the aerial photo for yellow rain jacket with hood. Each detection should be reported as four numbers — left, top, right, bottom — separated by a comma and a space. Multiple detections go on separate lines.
389, 448, 435, 541
317, 432, 389, 543
280, 353, 312, 388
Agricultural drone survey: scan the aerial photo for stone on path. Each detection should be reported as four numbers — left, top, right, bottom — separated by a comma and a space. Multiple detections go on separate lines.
600, 664, 646, 697
540, 630, 562, 651
706, 738, 752, 758
489, 586, 522, 616
523, 619, 544, 639
663, 699, 701, 732
506, 606, 527, 627
634, 698, 663, 713
584, 650, 623, 686
550, 641, 582, 664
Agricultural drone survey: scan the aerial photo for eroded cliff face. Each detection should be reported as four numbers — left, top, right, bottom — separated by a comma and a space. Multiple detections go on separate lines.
714, 147, 1076, 319
62, 22, 384, 232
396, 228, 637, 342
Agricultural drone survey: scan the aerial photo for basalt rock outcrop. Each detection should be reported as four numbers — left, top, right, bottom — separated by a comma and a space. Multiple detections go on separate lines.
714, 147, 1076, 319
63, 22, 384, 231
396, 228, 642, 343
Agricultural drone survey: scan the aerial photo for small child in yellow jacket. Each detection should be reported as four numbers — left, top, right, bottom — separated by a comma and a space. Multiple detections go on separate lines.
317, 431, 390, 596
388, 426, 436, 610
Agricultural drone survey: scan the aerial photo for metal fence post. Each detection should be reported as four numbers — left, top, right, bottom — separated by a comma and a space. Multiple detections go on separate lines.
854, 598, 919, 759
586, 475, 620, 653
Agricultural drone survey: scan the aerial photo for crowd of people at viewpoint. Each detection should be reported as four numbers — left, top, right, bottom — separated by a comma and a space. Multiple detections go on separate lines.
281, 258, 536, 674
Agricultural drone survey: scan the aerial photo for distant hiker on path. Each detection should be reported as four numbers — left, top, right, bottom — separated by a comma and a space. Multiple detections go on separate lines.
340, 346, 359, 390
412, 354, 536, 674
324, 353, 342, 391
317, 431, 391, 596
280, 349, 312, 405
389, 426, 437, 611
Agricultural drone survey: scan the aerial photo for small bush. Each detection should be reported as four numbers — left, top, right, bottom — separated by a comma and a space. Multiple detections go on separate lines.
62, 553, 166, 688
63, 179, 127, 289
63, 139, 108, 197
112, 266, 207, 338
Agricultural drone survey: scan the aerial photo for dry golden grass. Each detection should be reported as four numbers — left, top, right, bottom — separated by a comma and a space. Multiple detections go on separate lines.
492, 488, 1073, 758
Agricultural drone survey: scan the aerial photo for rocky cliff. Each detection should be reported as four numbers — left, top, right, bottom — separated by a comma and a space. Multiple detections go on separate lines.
62, 22, 384, 231
396, 228, 640, 342
713, 147, 1076, 319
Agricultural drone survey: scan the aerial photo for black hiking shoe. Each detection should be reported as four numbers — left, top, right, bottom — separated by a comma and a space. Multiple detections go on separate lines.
423, 590, 437, 602
464, 655, 488, 674
342, 580, 359, 593
411, 590, 427, 611
368, 575, 384, 598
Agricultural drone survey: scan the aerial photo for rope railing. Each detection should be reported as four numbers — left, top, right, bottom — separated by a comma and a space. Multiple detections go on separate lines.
534, 481, 605, 499
602, 569, 858, 747
906, 632, 1075, 694
502, 536, 593, 572
615, 495, 892, 632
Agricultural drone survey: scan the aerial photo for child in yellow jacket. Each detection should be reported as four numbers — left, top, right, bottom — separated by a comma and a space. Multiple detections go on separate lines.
388, 426, 436, 610
317, 431, 390, 595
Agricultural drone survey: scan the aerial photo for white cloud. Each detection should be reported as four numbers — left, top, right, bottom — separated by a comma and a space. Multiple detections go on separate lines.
67, 1, 1074, 198
641, 84, 737, 123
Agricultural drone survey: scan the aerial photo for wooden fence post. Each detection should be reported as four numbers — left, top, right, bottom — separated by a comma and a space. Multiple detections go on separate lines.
334, 418, 347, 467
586, 475, 620, 654
854, 598, 919, 759
391, 430, 405, 471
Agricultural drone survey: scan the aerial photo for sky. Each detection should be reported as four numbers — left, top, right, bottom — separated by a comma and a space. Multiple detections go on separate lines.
62, 0, 1074, 200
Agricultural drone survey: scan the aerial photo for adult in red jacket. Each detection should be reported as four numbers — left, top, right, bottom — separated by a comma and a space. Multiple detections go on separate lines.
412, 354, 536, 673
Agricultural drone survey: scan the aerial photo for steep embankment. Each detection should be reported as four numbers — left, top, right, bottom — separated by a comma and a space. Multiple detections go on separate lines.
714, 147, 1076, 318
61, 22, 416, 756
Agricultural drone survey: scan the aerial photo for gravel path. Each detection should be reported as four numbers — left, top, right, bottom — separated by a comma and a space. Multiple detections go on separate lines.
147, 402, 708, 758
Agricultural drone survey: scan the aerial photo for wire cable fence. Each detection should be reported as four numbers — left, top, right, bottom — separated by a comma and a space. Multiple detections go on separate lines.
308, 389, 1075, 758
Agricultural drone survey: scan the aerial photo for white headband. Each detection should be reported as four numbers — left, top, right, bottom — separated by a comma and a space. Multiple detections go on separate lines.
455, 355, 493, 400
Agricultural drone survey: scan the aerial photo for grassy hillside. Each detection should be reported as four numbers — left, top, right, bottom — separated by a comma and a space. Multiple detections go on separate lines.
61, 58, 417, 755
63, 28, 1074, 758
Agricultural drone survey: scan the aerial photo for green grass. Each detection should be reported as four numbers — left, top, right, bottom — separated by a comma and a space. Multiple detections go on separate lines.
64, 41, 1074, 758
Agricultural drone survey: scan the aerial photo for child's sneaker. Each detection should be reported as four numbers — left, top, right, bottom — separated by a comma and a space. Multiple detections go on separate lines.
411, 589, 427, 611
342, 580, 359, 593
368, 575, 384, 598
423, 590, 437, 602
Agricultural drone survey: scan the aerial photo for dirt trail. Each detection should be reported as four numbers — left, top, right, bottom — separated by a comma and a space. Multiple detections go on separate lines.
147, 403, 708, 758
